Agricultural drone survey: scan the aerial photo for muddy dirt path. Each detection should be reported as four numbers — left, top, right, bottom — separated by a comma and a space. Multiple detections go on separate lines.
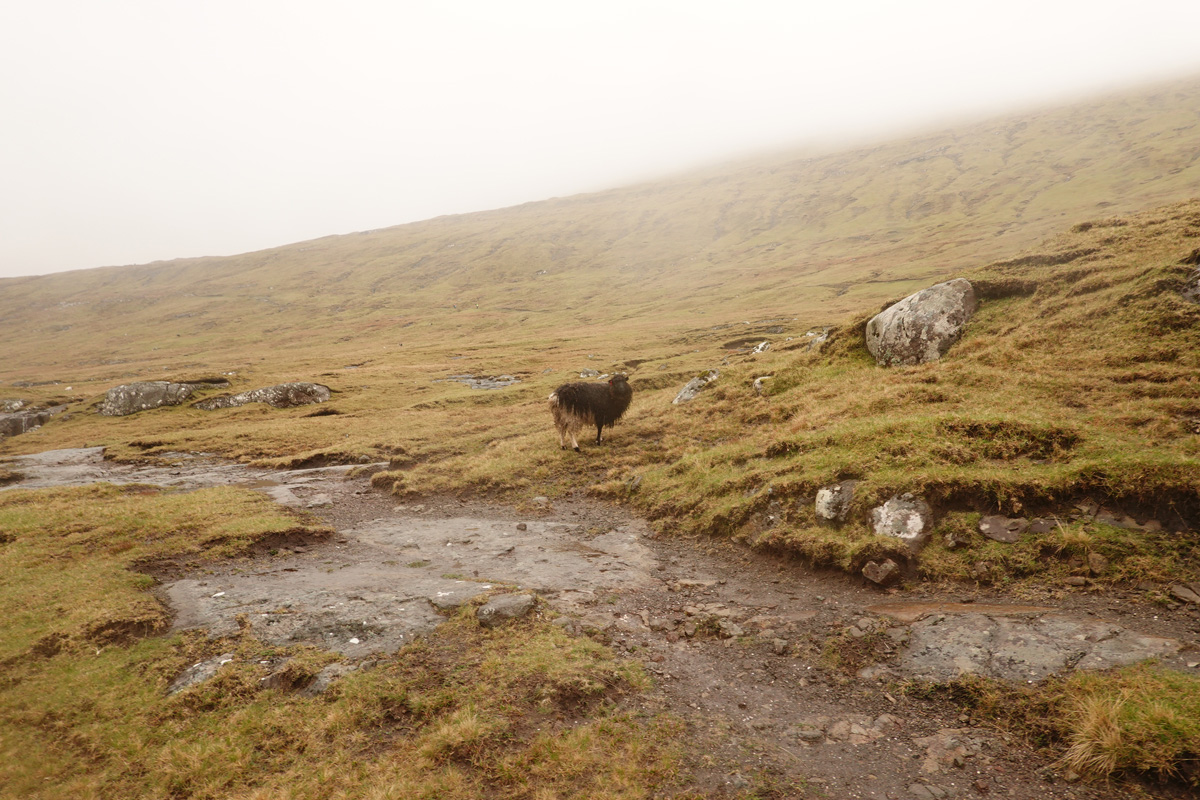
5, 448, 1199, 799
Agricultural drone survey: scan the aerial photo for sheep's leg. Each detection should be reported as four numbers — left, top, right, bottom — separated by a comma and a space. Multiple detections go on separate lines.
595, 423, 604, 445
569, 428, 580, 452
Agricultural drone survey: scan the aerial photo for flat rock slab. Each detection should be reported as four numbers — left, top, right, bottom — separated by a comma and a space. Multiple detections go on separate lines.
867, 601, 1054, 625
164, 515, 657, 657
0, 446, 384, 496
895, 612, 1181, 682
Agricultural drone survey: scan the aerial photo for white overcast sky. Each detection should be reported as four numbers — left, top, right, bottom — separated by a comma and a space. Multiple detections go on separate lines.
3, 1, 1200, 279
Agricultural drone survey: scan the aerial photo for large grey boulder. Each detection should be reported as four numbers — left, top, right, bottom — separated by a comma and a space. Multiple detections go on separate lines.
99, 381, 200, 416
673, 370, 719, 404
865, 278, 977, 366
871, 493, 934, 552
193, 382, 331, 411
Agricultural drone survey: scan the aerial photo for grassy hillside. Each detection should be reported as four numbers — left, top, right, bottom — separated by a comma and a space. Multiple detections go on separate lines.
2, 76, 1199, 585
2, 75, 1200, 393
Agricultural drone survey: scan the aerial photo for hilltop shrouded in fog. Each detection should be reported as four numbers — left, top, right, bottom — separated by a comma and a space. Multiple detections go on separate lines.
2, 0, 1200, 278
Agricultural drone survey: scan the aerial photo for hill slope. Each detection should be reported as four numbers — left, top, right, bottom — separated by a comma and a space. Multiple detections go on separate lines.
2, 75, 1200, 396
1, 78, 1199, 590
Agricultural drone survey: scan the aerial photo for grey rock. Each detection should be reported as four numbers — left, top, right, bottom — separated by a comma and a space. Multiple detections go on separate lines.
865, 278, 978, 366
979, 515, 1029, 543
193, 382, 331, 410
752, 375, 772, 396
476, 593, 537, 628
1182, 267, 1200, 304
943, 529, 971, 549
815, 480, 857, 523
1087, 552, 1109, 576
300, 663, 358, 696
863, 559, 902, 587
717, 620, 744, 639
0, 399, 26, 413
673, 370, 719, 404
804, 328, 830, 351
969, 561, 993, 581
439, 374, 520, 390
871, 494, 933, 551
1170, 584, 1200, 604
168, 652, 235, 694
99, 381, 202, 416
0, 405, 65, 438
895, 612, 1180, 682
1028, 518, 1057, 534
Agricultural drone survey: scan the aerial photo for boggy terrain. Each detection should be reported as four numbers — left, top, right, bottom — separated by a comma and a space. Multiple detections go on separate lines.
4, 447, 1198, 799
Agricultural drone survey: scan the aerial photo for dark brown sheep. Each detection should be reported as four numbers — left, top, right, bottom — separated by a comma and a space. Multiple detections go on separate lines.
548, 373, 633, 451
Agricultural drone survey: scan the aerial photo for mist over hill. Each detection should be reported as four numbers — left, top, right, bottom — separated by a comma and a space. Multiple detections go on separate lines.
2, 75, 1200, 390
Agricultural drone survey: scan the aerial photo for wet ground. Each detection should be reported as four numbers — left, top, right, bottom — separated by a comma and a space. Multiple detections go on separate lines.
4, 447, 1199, 799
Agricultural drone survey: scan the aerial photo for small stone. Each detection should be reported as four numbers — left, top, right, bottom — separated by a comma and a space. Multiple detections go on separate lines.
863, 558, 902, 587
475, 593, 536, 628
717, 620, 744, 639
516, 522, 527, 531
969, 561, 992, 581
979, 515, 1027, 543
1064, 576, 1089, 587
772, 638, 789, 655
1087, 552, 1109, 576
1028, 518, 1057, 534
1170, 584, 1200, 604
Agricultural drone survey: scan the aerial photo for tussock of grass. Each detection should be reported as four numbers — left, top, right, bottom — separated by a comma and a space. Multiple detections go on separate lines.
942, 666, 1200, 785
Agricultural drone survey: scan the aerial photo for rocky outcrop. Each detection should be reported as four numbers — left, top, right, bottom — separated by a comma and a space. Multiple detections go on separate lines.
99, 381, 208, 416
0, 405, 64, 438
1181, 266, 1200, 304
673, 370, 719, 404
865, 278, 977, 366
871, 494, 933, 551
439, 374, 520, 390
815, 480, 858, 523
193, 382, 331, 410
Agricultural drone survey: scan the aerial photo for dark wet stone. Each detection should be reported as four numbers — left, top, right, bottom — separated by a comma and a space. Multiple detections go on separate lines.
979, 515, 1028, 543
863, 559, 902, 587
1028, 518, 1056, 534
